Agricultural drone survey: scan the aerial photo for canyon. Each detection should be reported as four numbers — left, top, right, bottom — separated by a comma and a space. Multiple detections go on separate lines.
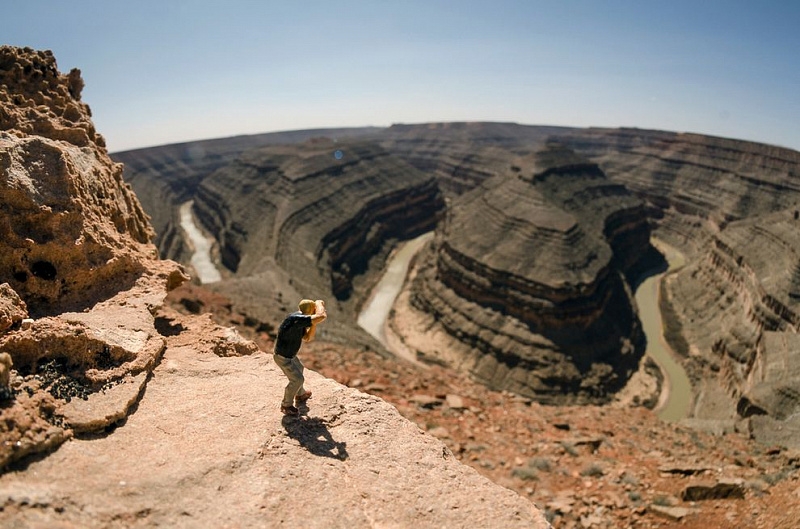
118, 121, 800, 443
2, 44, 800, 528
116, 121, 800, 527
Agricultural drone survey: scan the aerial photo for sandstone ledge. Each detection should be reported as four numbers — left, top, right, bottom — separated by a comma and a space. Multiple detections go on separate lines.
0, 312, 549, 528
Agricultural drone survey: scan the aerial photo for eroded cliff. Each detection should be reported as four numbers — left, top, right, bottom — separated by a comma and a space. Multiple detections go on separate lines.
0, 45, 191, 466
392, 144, 651, 403
555, 128, 800, 442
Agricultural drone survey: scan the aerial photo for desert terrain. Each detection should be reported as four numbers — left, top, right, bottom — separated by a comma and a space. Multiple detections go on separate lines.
2, 44, 800, 528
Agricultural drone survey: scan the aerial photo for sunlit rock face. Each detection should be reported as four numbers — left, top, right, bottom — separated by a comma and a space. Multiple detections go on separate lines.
192, 138, 444, 300
0, 45, 158, 316
0, 45, 187, 466
404, 144, 652, 404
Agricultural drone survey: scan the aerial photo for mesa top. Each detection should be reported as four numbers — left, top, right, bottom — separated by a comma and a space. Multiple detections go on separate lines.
274, 311, 313, 358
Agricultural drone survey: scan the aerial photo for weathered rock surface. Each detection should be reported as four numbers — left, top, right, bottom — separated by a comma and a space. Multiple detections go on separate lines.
0, 308, 548, 529
395, 144, 651, 403
0, 49, 159, 316
0, 283, 27, 334
681, 478, 746, 501
0, 45, 186, 466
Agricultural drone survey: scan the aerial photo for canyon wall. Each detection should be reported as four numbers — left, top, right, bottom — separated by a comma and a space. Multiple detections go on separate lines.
395, 144, 651, 404
115, 127, 378, 262
377, 122, 572, 197
555, 128, 800, 441
183, 138, 444, 346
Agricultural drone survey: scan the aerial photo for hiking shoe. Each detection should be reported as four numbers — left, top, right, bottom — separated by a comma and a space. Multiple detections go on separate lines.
281, 405, 299, 416
296, 391, 313, 404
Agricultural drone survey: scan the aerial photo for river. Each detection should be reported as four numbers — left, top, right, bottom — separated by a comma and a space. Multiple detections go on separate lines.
635, 240, 692, 421
357, 232, 433, 346
179, 200, 222, 284
357, 233, 692, 421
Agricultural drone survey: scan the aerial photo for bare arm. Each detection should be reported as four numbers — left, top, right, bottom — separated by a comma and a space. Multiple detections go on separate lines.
303, 323, 317, 342
302, 301, 327, 342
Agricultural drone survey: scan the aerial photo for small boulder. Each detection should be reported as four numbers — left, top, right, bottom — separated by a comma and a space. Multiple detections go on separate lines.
649, 505, 693, 521
409, 394, 443, 409
0, 283, 28, 334
446, 394, 466, 410
681, 478, 745, 501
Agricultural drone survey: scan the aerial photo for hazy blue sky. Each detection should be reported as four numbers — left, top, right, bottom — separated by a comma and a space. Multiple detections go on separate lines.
6, 1, 800, 152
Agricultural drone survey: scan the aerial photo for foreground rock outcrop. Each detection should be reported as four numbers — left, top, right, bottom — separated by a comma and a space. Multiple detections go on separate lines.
0, 308, 548, 528
0, 45, 187, 467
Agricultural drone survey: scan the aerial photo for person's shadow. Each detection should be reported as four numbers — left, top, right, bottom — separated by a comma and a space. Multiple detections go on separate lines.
281, 414, 348, 461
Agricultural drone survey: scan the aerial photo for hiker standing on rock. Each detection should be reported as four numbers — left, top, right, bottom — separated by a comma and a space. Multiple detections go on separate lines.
273, 299, 327, 416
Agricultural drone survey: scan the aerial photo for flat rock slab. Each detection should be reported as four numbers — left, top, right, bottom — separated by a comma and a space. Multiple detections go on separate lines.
0, 343, 548, 528
59, 371, 149, 433
649, 504, 695, 521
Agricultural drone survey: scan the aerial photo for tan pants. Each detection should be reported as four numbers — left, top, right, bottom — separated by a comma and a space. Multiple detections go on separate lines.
273, 354, 308, 408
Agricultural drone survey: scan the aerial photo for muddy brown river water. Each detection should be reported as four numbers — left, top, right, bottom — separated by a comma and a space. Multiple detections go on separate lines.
635, 241, 692, 421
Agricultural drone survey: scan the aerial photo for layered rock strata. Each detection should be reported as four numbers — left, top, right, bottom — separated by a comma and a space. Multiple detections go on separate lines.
558, 128, 800, 250
0, 45, 187, 466
400, 144, 651, 404
192, 139, 444, 302
378, 122, 572, 197
660, 211, 800, 442
556, 127, 800, 442
115, 127, 377, 262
